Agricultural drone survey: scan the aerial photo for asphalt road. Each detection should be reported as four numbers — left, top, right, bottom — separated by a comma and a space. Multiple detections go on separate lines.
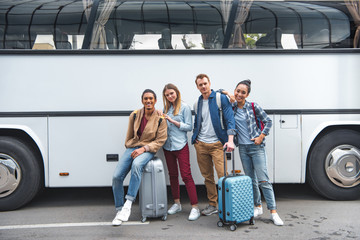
1, 184, 359, 240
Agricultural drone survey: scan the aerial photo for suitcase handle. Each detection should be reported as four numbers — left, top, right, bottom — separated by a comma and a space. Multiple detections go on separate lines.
223, 149, 235, 177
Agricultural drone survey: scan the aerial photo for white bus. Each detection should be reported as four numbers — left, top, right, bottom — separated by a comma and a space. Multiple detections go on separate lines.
0, 0, 359, 211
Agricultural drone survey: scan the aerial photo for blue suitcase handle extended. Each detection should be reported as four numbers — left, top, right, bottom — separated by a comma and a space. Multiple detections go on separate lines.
223, 149, 241, 177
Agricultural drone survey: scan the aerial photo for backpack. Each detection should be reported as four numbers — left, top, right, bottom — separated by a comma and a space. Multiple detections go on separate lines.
251, 102, 264, 131
194, 91, 225, 130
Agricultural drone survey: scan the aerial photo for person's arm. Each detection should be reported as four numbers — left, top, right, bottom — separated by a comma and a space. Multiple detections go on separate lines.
251, 133, 266, 145
165, 105, 192, 132
250, 103, 272, 145
179, 104, 193, 131
125, 111, 136, 144
223, 135, 235, 152
221, 94, 236, 152
191, 100, 199, 144
220, 89, 235, 103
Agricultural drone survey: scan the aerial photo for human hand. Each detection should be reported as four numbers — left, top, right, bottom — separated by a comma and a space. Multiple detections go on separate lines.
164, 114, 173, 122
222, 90, 236, 103
251, 134, 264, 145
131, 147, 145, 159
156, 109, 163, 116
223, 141, 235, 152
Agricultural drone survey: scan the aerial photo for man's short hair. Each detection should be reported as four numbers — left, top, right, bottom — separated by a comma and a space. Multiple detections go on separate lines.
195, 73, 210, 85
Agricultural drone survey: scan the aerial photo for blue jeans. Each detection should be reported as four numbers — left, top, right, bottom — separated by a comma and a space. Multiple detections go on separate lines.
238, 144, 276, 210
112, 147, 154, 210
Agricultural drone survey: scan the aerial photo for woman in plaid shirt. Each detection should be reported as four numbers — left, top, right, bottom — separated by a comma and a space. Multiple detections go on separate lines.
224, 80, 284, 226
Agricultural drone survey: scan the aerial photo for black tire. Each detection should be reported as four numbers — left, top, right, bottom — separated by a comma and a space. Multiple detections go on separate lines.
217, 220, 224, 227
307, 129, 360, 200
0, 136, 42, 211
249, 216, 255, 225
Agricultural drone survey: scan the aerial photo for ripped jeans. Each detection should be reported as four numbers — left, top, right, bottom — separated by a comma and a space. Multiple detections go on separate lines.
238, 144, 276, 210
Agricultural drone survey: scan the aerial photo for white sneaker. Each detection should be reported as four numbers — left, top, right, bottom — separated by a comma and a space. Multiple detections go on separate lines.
118, 207, 131, 222
167, 203, 182, 215
254, 206, 263, 217
270, 213, 284, 226
112, 211, 123, 226
188, 208, 200, 221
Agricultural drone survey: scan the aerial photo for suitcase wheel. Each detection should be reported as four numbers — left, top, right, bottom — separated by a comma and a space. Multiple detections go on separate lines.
249, 216, 255, 225
141, 217, 147, 223
230, 224, 237, 231
217, 220, 224, 228
161, 215, 167, 221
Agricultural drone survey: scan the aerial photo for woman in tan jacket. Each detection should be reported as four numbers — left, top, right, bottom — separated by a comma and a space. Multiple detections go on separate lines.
112, 89, 167, 226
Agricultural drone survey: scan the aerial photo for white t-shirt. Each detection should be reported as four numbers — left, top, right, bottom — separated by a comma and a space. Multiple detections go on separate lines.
197, 99, 219, 143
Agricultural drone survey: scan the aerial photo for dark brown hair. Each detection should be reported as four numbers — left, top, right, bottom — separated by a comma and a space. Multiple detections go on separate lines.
236, 79, 251, 94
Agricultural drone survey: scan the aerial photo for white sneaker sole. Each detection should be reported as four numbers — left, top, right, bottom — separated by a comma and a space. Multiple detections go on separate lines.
112, 220, 122, 226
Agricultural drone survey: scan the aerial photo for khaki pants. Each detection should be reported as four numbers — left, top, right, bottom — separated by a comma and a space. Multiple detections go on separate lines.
194, 141, 225, 207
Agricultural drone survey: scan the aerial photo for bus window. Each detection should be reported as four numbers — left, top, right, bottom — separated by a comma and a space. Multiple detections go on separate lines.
130, 33, 203, 49
54, 2, 87, 49
105, 0, 222, 50
241, 1, 351, 49
32, 35, 55, 50
0, 0, 357, 50
0, 0, 86, 50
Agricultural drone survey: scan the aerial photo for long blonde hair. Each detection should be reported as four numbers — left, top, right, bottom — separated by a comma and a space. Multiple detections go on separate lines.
163, 83, 181, 116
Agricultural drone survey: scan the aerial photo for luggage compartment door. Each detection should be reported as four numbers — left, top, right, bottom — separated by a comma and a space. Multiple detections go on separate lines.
274, 115, 302, 183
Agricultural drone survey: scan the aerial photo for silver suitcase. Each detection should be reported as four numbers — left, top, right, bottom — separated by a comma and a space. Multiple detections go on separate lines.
139, 157, 168, 222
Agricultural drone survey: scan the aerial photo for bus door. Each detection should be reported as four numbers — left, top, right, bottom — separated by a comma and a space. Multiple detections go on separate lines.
274, 114, 302, 183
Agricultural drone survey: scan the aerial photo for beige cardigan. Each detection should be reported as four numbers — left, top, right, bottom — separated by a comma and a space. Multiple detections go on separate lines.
125, 108, 167, 153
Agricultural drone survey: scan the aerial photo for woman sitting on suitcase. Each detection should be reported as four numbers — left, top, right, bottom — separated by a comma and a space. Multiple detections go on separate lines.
223, 80, 284, 226
112, 89, 168, 226
162, 83, 200, 221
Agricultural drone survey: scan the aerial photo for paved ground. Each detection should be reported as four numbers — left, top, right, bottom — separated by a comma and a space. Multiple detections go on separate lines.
1, 184, 359, 240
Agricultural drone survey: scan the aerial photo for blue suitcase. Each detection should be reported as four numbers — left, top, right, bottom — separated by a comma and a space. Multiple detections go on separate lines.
217, 151, 254, 231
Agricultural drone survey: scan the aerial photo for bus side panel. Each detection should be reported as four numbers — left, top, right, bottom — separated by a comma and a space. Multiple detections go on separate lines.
301, 114, 360, 183
0, 117, 48, 185
48, 116, 127, 187
1, 54, 360, 113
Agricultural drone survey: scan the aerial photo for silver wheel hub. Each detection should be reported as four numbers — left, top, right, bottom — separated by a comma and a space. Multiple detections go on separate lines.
325, 145, 360, 188
0, 153, 22, 198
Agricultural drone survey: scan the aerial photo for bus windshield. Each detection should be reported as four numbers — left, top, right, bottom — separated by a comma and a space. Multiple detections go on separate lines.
0, 0, 358, 50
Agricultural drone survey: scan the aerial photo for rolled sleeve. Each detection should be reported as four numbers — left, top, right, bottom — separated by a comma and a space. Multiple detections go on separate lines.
178, 104, 193, 132
227, 128, 236, 136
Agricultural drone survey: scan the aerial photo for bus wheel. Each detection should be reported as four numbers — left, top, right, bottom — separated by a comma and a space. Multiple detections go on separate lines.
0, 137, 42, 211
307, 129, 360, 200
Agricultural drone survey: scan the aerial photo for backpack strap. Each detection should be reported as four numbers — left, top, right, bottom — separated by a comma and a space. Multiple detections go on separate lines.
216, 92, 225, 130
158, 115, 164, 126
133, 110, 138, 121
251, 102, 261, 130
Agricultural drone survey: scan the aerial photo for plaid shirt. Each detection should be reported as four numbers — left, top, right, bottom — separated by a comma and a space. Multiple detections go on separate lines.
233, 101, 272, 146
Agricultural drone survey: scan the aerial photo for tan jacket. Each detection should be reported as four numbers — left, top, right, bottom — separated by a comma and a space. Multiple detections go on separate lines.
125, 108, 167, 153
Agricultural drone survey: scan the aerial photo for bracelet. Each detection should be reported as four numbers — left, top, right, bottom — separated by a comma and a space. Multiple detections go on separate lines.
142, 146, 146, 152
